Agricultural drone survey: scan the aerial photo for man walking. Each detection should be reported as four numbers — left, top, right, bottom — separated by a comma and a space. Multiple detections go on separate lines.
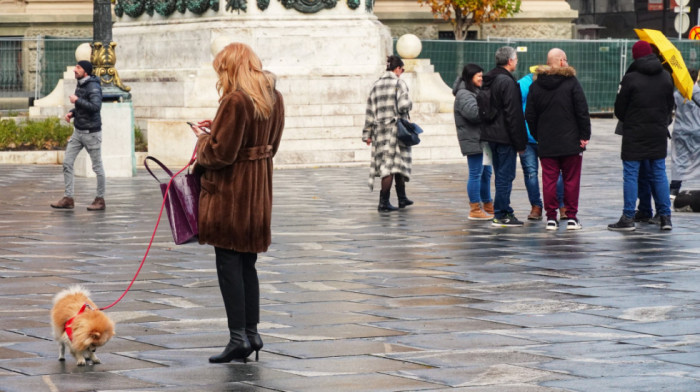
51, 60, 106, 211
526, 48, 591, 230
480, 46, 528, 227
608, 40, 674, 231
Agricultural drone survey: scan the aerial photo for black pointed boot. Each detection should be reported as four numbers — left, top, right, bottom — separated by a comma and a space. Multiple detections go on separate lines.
211, 248, 253, 363
209, 328, 252, 363
242, 254, 263, 361
378, 190, 398, 212
246, 324, 263, 361
394, 175, 413, 208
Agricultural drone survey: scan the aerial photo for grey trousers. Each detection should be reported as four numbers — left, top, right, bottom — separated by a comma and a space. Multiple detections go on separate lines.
63, 129, 105, 198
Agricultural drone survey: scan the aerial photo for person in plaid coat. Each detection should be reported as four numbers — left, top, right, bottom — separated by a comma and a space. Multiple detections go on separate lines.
362, 55, 414, 212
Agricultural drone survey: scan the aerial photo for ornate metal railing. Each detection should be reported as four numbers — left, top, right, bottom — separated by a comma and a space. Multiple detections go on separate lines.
113, 0, 370, 16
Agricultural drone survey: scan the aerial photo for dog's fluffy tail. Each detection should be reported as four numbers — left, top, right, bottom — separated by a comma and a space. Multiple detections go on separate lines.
52, 285, 91, 305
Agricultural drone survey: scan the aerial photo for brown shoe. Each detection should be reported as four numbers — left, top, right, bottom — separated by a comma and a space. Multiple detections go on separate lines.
87, 197, 106, 211
51, 196, 74, 209
559, 207, 567, 219
482, 201, 494, 215
527, 205, 543, 220
468, 202, 493, 220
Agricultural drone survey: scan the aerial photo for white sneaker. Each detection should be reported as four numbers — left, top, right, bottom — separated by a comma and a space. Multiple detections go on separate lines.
566, 219, 582, 230
546, 220, 558, 231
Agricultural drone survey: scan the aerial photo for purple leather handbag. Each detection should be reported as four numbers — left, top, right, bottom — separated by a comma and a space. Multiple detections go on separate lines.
144, 156, 200, 245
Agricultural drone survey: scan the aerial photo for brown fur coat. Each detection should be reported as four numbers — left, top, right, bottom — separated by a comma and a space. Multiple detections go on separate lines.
195, 90, 285, 253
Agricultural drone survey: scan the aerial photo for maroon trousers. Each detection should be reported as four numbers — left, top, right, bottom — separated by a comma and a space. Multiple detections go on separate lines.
540, 154, 583, 221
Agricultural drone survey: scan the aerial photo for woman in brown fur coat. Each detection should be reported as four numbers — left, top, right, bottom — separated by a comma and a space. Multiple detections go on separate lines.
190, 43, 284, 363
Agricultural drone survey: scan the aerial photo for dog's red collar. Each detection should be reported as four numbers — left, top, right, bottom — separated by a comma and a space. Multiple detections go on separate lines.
64, 303, 90, 342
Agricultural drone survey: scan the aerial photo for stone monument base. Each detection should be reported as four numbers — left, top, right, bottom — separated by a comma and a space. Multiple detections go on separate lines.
75, 102, 135, 178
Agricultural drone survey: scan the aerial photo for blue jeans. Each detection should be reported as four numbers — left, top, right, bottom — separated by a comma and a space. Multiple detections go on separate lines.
519, 143, 543, 207
490, 142, 517, 219
623, 159, 671, 218
466, 153, 492, 203
636, 160, 658, 216
63, 129, 105, 198
556, 175, 564, 208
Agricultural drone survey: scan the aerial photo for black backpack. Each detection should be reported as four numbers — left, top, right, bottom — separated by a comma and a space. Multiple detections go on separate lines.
476, 87, 498, 123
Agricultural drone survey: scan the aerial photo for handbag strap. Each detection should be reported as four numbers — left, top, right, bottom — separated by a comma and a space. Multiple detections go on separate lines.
394, 81, 411, 121
144, 141, 199, 183
143, 156, 174, 184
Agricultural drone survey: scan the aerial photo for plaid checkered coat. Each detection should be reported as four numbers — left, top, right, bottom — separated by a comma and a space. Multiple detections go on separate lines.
362, 71, 413, 190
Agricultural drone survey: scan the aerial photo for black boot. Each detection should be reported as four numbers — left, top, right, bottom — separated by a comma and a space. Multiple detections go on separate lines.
395, 175, 413, 208
211, 248, 254, 363
246, 324, 263, 361
209, 328, 252, 363
378, 190, 398, 212
242, 254, 263, 361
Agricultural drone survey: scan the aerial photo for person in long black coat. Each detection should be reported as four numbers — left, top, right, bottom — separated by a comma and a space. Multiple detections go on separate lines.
608, 40, 675, 231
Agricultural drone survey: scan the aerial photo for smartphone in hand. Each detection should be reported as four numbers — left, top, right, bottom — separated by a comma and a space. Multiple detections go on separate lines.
187, 121, 211, 134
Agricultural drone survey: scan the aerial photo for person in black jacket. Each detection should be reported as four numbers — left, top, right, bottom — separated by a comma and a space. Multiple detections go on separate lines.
480, 46, 529, 227
526, 48, 591, 231
51, 60, 106, 211
608, 40, 674, 231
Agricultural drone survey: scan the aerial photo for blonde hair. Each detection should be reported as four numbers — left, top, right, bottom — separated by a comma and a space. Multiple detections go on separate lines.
213, 43, 277, 120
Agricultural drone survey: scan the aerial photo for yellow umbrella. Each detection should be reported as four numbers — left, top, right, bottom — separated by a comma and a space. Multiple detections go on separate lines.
635, 28, 693, 100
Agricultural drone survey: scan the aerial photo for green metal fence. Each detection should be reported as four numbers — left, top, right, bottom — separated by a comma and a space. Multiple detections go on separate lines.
416, 39, 700, 113
42, 38, 88, 97
0, 37, 88, 99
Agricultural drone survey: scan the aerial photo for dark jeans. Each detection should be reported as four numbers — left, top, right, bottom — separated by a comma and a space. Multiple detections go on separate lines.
519, 143, 543, 208
623, 159, 671, 218
489, 142, 517, 219
214, 248, 259, 330
540, 154, 583, 220
636, 160, 658, 217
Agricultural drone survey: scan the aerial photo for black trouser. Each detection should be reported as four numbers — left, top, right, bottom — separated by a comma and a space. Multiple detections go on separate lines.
214, 248, 259, 330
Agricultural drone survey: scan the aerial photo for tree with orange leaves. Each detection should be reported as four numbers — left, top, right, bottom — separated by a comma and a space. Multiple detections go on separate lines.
418, 0, 522, 40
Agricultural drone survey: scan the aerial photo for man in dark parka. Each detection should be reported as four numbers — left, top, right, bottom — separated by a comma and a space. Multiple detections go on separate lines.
526, 48, 591, 231
608, 40, 674, 231
480, 46, 529, 227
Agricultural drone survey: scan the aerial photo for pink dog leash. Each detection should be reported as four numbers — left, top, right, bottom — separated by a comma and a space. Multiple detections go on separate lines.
99, 145, 198, 311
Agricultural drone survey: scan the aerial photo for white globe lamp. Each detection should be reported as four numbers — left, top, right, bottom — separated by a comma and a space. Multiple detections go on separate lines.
75, 43, 92, 62
396, 34, 422, 60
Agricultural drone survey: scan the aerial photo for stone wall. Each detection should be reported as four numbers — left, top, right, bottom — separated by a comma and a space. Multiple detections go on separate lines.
482, 22, 574, 40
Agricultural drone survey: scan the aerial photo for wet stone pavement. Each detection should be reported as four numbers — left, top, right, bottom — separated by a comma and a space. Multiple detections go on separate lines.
0, 118, 699, 392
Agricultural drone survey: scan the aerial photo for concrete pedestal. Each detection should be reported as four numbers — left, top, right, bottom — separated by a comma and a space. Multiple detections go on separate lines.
75, 101, 135, 177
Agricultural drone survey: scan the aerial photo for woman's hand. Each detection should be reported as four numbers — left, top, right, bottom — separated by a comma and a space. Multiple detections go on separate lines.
189, 123, 205, 137
190, 120, 212, 137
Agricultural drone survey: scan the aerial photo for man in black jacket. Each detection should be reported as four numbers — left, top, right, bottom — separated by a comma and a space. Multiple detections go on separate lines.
481, 46, 528, 227
51, 60, 106, 211
608, 40, 674, 231
526, 48, 591, 231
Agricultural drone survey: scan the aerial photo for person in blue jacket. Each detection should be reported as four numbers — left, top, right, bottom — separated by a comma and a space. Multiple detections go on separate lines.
519, 66, 565, 221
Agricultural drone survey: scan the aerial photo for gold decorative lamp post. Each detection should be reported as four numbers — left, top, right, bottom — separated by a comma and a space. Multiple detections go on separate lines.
92, 0, 131, 101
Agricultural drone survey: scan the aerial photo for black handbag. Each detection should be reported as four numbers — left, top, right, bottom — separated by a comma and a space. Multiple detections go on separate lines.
397, 117, 423, 146
394, 82, 423, 146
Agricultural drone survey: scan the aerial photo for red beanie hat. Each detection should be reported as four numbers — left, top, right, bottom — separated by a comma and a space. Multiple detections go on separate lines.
632, 41, 653, 60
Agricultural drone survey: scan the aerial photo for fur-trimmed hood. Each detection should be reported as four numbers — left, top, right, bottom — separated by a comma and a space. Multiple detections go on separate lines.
532, 65, 577, 91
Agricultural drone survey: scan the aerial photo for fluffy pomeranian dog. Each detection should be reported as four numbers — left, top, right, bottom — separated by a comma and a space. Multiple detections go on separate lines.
50, 285, 115, 366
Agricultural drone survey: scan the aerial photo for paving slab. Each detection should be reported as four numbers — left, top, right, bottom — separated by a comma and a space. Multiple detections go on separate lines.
0, 118, 698, 390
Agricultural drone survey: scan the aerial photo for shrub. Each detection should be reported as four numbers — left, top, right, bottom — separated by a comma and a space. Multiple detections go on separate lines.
0, 117, 149, 151
134, 125, 147, 152
0, 117, 74, 150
